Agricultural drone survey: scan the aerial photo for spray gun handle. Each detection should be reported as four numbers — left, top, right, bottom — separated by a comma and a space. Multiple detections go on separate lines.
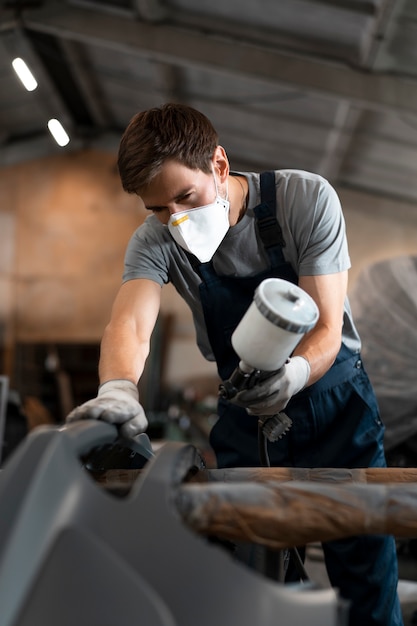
218, 366, 253, 400
218, 361, 283, 400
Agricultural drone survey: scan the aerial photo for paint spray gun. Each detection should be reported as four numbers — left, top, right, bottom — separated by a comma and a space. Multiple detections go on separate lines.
219, 278, 319, 448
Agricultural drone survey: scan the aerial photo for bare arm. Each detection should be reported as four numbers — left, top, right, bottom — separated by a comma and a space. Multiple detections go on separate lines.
99, 278, 162, 385
65, 278, 161, 434
295, 271, 348, 386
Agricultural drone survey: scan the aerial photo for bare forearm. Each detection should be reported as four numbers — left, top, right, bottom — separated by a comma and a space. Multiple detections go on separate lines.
294, 323, 342, 386
98, 320, 150, 385
296, 272, 347, 386
97, 278, 161, 386
66, 279, 159, 437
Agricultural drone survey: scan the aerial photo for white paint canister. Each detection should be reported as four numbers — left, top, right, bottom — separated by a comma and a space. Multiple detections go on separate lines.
231, 278, 319, 372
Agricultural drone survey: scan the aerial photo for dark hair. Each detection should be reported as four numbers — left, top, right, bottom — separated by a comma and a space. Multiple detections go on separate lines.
117, 103, 219, 194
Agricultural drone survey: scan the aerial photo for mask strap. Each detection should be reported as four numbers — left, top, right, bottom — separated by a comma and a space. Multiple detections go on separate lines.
211, 163, 229, 201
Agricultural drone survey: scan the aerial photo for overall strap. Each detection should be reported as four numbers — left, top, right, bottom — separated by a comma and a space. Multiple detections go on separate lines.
254, 172, 286, 264
187, 170, 287, 277
182, 247, 214, 282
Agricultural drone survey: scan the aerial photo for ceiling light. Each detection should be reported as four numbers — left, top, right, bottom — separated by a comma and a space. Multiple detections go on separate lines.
47, 119, 70, 147
12, 57, 38, 91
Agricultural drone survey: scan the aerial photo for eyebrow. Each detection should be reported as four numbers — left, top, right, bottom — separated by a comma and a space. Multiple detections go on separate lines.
145, 186, 194, 211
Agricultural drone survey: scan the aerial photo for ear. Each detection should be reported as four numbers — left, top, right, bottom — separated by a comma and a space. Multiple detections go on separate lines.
212, 145, 229, 183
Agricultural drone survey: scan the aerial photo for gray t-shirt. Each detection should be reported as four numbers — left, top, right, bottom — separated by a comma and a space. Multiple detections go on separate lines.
123, 169, 361, 360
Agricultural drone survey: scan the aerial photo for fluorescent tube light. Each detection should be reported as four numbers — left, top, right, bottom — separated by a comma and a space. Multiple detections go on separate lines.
47, 119, 70, 147
12, 57, 38, 91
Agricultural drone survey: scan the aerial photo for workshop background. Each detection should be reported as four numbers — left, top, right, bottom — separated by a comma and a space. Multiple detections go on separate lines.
1, 0, 417, 451
1, 1, 417, 622
0, 2, 416, 443
0, 0, 415, 459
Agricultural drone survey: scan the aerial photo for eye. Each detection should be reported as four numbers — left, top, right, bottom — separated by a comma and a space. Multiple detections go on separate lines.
179, 192, 192, 203
145, 205, 166, 213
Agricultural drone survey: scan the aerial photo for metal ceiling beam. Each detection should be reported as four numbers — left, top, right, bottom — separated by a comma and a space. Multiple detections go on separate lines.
363, 0, 408, 69
131, 0, 170, 22
301, 0, 380, 13
19, 2, 417, 117
27, 28, 96, 129
59, 38, 114, 127
316, 102, 361, 182
1, 26, 74, 129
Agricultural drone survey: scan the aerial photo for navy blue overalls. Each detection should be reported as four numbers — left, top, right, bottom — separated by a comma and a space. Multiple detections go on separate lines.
194, 172, 403, 626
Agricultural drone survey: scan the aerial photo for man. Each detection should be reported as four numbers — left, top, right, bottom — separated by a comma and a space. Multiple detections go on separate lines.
67, 103, 402, 626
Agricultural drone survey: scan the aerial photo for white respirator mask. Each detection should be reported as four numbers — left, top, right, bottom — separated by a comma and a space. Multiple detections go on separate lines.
167, 169, 230, 263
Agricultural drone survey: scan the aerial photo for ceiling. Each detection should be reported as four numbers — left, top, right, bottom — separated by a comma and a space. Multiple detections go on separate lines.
1, 0, 417, 205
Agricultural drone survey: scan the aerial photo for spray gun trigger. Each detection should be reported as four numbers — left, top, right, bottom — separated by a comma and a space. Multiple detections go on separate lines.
218, 365, 265, 400
246, 369, 263, 389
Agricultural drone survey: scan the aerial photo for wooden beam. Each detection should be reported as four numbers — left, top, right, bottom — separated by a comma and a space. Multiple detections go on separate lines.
177, 479, 417, 548
199, 466, 417, 484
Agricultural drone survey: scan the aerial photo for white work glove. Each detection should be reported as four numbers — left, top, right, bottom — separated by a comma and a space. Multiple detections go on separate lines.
66, 379, 148, 438
233, 356, 310, 416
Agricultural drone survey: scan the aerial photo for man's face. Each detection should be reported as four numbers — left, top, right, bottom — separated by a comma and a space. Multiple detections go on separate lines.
140, 160, 217, 225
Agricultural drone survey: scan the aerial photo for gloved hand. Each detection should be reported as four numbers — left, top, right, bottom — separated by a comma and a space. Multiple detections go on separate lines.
232, 356, 310, 416
66, 379, 148, 438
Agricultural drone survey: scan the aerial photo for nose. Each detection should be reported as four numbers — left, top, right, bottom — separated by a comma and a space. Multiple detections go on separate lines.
168, 204, 184, 216
156, 204, 185, 225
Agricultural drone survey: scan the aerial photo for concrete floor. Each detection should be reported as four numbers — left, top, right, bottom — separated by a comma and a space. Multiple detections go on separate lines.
305, 543, 417, 626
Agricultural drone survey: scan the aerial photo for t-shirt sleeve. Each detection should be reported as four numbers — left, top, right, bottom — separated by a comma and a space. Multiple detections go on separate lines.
122, 218, 170, 286
284, 173, 350, 276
